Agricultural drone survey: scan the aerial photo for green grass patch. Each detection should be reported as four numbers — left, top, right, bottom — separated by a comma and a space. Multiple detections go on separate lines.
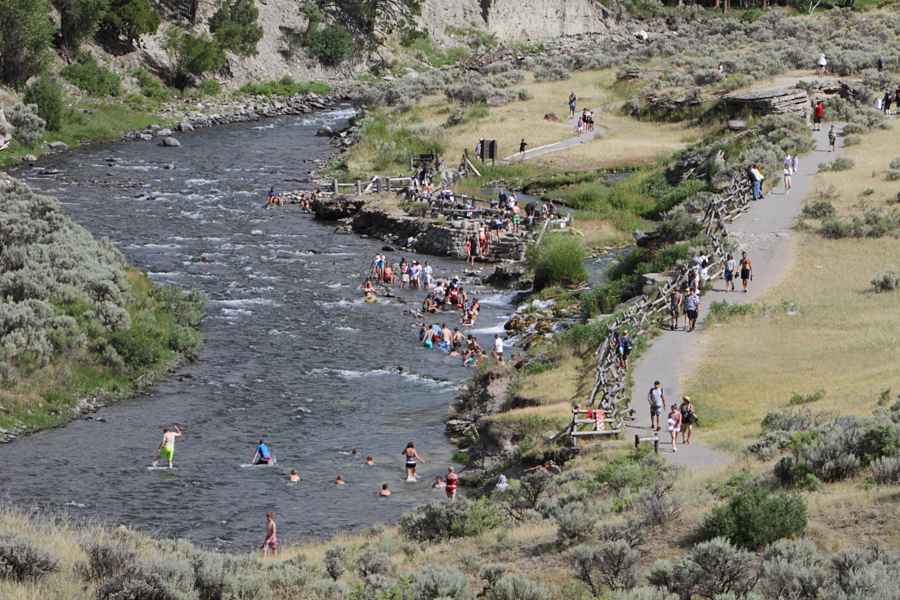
528, 233, 588, 290
239, 76, 331, 97
707, 300, 755, 324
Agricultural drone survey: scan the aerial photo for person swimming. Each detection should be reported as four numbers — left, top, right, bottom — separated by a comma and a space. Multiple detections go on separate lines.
379, 483, 391, 497
366, 455, 375, 466
253, 439, 273, 465
289, 469, 300, 482
363, 279, 376, 301
335, 474, 346, 485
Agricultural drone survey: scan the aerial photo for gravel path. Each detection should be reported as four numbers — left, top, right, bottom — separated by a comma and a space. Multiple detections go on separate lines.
500, 110, 605, 162
626, 124, 846, 469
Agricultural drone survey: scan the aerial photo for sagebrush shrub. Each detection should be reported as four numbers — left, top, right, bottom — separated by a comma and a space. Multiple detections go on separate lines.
871, 456, 900, 484
7, 103, 45, 146
575, 541, 640, 594
411, 565, 470, 599
648, 537, 757, 599
81, 541, 137, 580
758, 538, 827, 600
400, 498, 504, 542
488, 573, 548, 600
801, 200, 835, 219
323, 546, 345, 581
0, 536, 59, 582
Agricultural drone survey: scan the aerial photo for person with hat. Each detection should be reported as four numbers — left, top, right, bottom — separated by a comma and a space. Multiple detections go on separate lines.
680, 396, 697, 445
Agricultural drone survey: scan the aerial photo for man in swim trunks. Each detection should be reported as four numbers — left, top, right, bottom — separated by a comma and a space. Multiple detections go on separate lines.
253, 439, 273, 465
261, 512, 277, 557
154, 425, 182, 469
739, 251, 753, 293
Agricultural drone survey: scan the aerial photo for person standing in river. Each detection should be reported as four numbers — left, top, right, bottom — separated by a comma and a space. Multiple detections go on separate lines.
402, 441, 424, 482
445, 466, 459, 501
261, 512, 278, 557
153, 425, 182, 469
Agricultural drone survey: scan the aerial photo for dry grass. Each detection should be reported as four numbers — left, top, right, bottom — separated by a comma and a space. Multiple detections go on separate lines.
415, 69, 700, 171
515, 352, 583, 406
684, 123, 900, 452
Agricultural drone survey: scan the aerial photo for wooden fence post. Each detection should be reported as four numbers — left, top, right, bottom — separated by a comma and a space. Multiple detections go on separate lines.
332, 178, 338, 194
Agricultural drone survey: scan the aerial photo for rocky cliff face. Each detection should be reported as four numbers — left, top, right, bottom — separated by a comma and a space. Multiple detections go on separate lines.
421, 0, 612, 41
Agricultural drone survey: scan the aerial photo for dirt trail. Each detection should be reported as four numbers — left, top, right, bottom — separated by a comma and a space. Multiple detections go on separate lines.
627, 124, 846, 469
500, 109, 605, 162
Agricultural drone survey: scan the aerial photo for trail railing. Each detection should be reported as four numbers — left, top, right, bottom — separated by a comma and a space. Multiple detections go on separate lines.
567, 173, 754, 444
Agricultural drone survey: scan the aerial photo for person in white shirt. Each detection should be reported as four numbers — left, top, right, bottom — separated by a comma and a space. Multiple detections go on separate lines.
492, 334, 505, 362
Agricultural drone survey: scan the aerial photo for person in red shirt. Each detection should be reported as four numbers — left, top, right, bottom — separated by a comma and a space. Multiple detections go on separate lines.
813, 100, 825, 131
445, 466, 459, 501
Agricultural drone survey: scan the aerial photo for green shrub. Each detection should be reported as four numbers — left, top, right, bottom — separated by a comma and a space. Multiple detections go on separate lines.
801, 200, 835, 219
700, 487, 807, 549
0, 536, 59, 582
24, 75, 65, 131
400, 498, 505, 542
62, 53, 122, 96
818, 158, 856, 172
209, 0, 263, 57
56, 0, 108, 56
707, 301, 754, 323
164, 29, 226, 89
239, 77, 331, 97
529, 233, 588, 290
323, 546, 345, 581
7, 103, 46, 146
100, 0, 160, 48
133, 68, 171, 101
789, 389, 826, 406
307, 25, 353, 66
0, 0, 54, 87
198, 78, 222, 97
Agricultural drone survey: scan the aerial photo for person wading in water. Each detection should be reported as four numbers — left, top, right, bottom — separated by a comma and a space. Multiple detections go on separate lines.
402, 441, 425, 482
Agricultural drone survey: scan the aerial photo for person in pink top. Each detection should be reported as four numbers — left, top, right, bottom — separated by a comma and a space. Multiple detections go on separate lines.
445, 466, 459, 501
667, 405, 683, 453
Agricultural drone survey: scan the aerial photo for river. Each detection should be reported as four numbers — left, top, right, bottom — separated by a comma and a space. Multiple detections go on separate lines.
0, 110, 514, 550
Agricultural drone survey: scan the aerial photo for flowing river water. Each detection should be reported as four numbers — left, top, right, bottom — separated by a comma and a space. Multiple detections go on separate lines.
0, 110, 516, 550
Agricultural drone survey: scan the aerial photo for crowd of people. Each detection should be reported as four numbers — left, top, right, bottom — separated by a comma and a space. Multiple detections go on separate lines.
265, 186, 318, 210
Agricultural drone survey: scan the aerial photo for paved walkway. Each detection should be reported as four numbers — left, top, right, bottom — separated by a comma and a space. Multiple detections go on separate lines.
500, 110, 605, 163
627, 124, 846, 469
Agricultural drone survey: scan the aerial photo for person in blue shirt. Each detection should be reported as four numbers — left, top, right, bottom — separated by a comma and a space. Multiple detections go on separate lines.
253, 439, 273, 465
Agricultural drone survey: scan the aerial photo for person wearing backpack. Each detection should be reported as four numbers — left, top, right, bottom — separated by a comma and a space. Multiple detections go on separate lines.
648, 381, 666, 432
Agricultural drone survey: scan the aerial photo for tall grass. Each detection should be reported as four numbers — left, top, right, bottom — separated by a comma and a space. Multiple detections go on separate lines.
529, 233, 588, 290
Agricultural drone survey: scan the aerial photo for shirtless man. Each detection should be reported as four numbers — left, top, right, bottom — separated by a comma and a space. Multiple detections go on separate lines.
261, 512, 277, 557
153, 425, 182, 469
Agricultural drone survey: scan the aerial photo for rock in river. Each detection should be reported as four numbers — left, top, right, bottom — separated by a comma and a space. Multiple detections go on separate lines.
160, 137, 181, 147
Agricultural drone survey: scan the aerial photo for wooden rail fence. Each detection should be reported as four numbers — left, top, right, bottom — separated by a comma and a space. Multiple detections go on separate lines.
568, 173, 754, 444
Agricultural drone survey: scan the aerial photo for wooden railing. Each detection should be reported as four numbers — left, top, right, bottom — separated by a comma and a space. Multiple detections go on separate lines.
568, 173, 754, 443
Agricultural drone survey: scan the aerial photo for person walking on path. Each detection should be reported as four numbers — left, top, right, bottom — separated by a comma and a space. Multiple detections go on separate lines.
153, 425, 182, 469
813, 100, 825, 131
648, 381, 666, 432
261, 512, 278, 557
739, 251, 753, 293
828, 125, 837, 152
618, 329, 633, 369
669, 287, 683, 331
724, 253, 736, 292
792, 154, 800, 175
817, 53, 827, 76
667, 405, 683, 453
783, 154, 793, 194
568, 92, 577, 118
679, 396, 697, 446
684, 288, 700, 332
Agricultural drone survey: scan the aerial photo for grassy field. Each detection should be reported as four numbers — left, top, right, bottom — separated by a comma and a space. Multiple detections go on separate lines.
683, 123, 900, 453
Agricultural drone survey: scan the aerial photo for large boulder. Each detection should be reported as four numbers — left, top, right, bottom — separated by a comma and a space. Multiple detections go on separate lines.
160, 137, 181, 147
311, 195, 365, 220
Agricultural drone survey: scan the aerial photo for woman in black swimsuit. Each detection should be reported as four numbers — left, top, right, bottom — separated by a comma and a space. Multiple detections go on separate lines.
402, 441, 424, 481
